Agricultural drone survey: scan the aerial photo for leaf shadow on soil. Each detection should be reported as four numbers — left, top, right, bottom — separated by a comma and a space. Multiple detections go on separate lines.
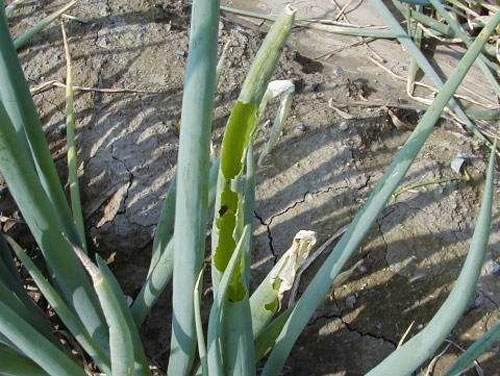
4, 0, 500, 375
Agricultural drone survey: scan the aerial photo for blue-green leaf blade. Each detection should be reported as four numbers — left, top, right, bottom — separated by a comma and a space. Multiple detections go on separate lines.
132, 157, 219, 327
0, 15, 107, 347
168, 0, 220, 373
95, 256, 150, 375
371, 0, 490, 145
9, 239, 111, 374
0, 344, 49, 376
367, 139, 496, 375
207, 226, 250, 376
223, 298, 255, 376
194, 268, 208, 376
0, 279, 55, 343
0, 234, 22, 289
13, 1, 77, 50
0, 300, 85, 376
262, 12, 500, 376
444, 321, 500, 376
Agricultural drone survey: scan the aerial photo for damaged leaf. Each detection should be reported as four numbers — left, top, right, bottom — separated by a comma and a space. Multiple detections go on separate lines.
213, 102, 258, 302
220, 102, 258, 179
250, 230, 317, 336
211, 6, 295, 306
257, 80, 295, 166
267, 230, 317, 310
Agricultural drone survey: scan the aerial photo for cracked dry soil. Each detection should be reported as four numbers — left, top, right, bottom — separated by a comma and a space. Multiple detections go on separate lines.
3, 0, 499, 374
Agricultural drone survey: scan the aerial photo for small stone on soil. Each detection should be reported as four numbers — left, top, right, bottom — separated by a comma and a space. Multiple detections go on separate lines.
346, 294, 356, 308
451, 154, 469, 174
331, 66, 345, 78
482, 259, 500, 276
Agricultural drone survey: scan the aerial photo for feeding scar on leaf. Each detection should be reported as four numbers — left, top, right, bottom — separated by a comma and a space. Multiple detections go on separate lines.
250, 230, 317, 337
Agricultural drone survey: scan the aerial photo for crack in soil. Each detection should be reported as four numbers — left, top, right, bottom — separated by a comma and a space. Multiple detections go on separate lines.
254, 182, 359, 265
477, 289, 499, 310
41, 96, 65, 119
376, 218, 390, 268
111, 154, 134, 215
356, 174, 372, 192
109, 154, 155, 230
310, 308, 397, 347
335, 300, 397, 347
266, 184, 350, 226
254, 210, 276, 263
254, 184, 348, 264
341, 318, 397, 348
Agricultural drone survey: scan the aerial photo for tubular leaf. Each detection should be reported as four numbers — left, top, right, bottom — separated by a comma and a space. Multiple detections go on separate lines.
0, 279, 55, 342
213, 102, 258, 301
9, 238, 111, 374
13, 1, 77, 50
207, 226, 250, 376
243, 144, 256, 284
444, 321, 500, 376
223, 299, 255, 376
224, 194, 255, 375
254, 310, 291, 362
429, 0, 500, 97
0, 237, 43, 319
194, 268, 207, 376
0, 234, 22, 289
211, 6, 296, 301
0, 100, 107, 350
215, 144, 257, 376
0, 301, 85, 376
72, 247, 144, 376
371, 0, 490, 146
392, 0, 453, 37
148, 176, 176, 279
79, 254, 134, 376
405, 4, 423, 97
167, 0, 220, 373
262, 13, 500, 375
0, 344, 49, 376
367, 140, 496, 375
62, 22, 87, 251
132, 157, 219, 327
95, 257, 150, 375
0, 1, 79, 244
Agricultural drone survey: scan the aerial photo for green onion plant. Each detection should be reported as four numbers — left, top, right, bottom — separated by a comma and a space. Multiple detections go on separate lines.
0, 0, 498, 375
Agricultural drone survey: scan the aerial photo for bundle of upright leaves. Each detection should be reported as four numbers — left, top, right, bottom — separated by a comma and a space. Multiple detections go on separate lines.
0, 0, 499, 375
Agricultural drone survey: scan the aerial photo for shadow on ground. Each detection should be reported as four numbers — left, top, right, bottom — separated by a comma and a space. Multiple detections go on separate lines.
2, 0, 499, 374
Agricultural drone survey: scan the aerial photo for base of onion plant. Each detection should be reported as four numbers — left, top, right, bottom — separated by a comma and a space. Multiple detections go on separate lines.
0, 0, 498, 375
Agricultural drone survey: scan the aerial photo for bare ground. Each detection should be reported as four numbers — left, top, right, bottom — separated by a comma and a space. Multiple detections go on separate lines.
3, 0, 499, 374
